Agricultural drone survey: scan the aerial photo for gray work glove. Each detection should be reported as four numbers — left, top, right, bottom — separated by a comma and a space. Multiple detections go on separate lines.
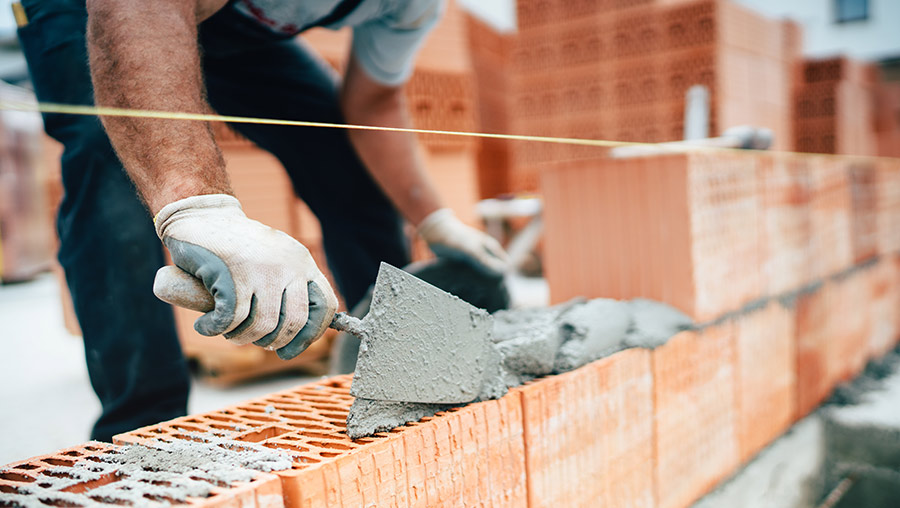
417, 208, 509, 276
154, 194, 338, 359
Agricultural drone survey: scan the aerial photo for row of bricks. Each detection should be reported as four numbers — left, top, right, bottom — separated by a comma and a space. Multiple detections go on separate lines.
541, 151, 900, 322
6, 258, 896, 508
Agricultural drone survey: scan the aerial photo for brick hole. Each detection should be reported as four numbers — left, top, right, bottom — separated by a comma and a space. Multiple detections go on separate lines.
306, 441, 352, 451
293, 431, 341, 441
318, 452, 341, 458
235, 426, 293, 443
42, 471, 76, 480
87, 496, 131, 506
205, 414, 239, 424
240, 414, 280, 424
61, 452, 81, 458
308, 404, 347, 412
149, 428, 165, 434
172, 434, 206, 443
142, 494, 179, 504
13, 465, 39, 470
294, 456, 321, 465
36, 497, 82, 507
183, 418, 203, 424
173, 424, 208, 433
0, 485, 21, 494
262, 443, 309, 454
190, 475, 226, 488
41, 459, 76, 468
0, 472, 34, 482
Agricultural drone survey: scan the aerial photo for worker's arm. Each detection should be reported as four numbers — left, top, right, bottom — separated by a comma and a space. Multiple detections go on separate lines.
86, 0, 337, 358
341, 55, 508, 275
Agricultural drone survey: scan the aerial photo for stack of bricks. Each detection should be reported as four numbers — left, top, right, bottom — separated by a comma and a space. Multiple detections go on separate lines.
541, 151, 897, 320
873, 80, 900, 158
467, 0, 799, 198
793, 57, 880, 156
539, 148, 900, 505
0, 83, 55, 283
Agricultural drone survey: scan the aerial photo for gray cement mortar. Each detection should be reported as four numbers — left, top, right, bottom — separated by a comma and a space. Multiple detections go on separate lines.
0, 436, 292, 508
347, 296, 693, 438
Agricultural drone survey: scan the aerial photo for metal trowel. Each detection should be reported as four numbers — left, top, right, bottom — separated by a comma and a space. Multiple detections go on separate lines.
154, 262, 494, 404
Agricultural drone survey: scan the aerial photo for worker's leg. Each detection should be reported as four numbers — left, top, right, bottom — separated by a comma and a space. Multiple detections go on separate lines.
17, 0, 190, 441
199, 9, 410, 310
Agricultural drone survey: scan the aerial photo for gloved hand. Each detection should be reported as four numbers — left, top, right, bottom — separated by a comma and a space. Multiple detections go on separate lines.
417, 208, 509, 276
154, 194, 338, 359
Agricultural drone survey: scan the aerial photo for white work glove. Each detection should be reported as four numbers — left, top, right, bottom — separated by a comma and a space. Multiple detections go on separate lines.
417, 208, 509, 276
154, 194, 338, 359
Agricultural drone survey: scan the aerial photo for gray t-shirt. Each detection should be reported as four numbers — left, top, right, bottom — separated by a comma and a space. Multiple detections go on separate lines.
234, 0, 445, 85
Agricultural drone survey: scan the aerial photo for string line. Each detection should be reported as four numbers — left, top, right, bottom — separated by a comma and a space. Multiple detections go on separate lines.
0, 100, 896, 162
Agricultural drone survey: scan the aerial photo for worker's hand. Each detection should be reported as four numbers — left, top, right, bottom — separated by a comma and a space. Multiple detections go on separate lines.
417, 208, 509, 276
154, 194, 338, 359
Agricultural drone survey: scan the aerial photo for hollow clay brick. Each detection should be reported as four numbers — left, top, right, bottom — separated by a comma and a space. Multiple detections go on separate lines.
541, 151, 761, 322
653, 326, 739, 508
876, 159, 900, 254
733, 301, 796, 463
793, 285, 833, 419
117, 375, 527, 508
0, 442, 284, 508
758, 153, 813, 294
868, 256, 900, 358
517, 348, 655, 508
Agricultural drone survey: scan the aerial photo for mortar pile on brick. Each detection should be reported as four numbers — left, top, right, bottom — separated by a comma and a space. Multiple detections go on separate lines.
0, 441, 286, 508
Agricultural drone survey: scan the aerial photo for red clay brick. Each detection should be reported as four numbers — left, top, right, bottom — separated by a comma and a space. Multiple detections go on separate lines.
542, 151, 761, 322
733, 301, 796, 463
793, 284, 833, 419
758, 153, 813, 295
517, 348, 655, 508
653, 326, 739, 508
117, 375, 527, 508
868, 256, 900, 358
0, 442, 284, 507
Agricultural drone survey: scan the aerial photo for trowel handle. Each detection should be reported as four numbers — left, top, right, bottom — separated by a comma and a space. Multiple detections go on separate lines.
155, 266, 365, 337
329, 313, 366, 337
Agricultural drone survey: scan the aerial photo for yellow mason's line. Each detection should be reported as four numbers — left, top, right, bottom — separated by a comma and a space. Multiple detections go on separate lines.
0, 100, 897, 163
0, 100, 641, 148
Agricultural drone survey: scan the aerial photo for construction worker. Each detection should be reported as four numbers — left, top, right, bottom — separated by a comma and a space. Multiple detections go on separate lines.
17, 0, 507, 442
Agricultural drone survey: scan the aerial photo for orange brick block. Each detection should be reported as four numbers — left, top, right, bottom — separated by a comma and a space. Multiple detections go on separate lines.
733, 301, 796, 463
868, 256, 900, 358
116, 375, 527, 508
653, 326, 739, 508
793, 284, 833, 418
758, 153, 813, 294
876, 159, 900, 255
808, 157, 854, 279
542, 151, 761, 322
0, 442, 284, 507
517, 348, 655, 508
828, 272, 871, 384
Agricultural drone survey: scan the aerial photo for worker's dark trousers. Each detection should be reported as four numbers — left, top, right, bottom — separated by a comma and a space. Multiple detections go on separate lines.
17, 0, 408, 442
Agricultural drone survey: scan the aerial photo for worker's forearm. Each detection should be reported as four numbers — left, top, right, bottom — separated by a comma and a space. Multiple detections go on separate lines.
86, 0, 232, 216
341, 88, 443, 226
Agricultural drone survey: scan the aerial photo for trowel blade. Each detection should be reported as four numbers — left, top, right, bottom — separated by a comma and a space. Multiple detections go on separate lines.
350, 262, 493, 404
